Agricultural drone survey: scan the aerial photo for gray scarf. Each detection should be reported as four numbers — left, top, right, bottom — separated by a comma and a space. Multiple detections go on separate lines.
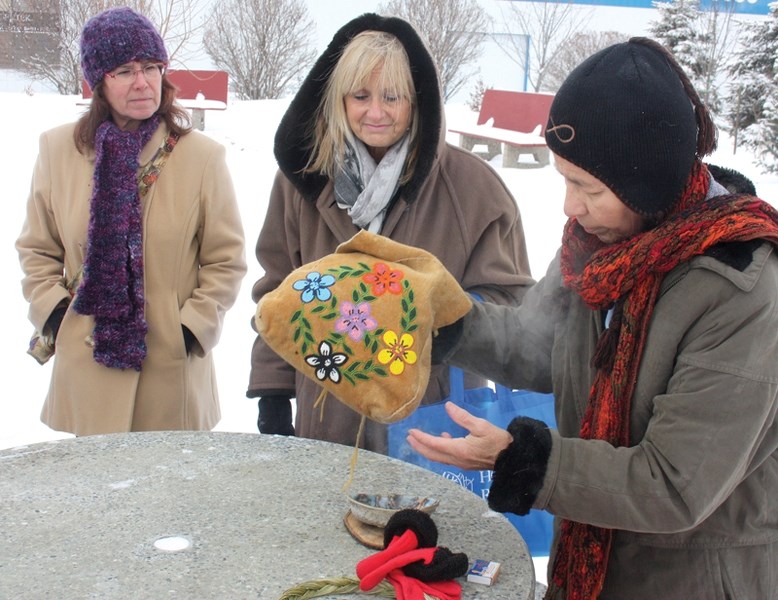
334, 134, 410, 233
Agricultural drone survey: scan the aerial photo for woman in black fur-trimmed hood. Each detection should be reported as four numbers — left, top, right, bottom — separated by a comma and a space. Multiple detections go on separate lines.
247, 13, 533, 452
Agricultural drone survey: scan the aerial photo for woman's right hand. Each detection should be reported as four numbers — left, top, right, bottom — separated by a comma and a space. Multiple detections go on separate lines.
406, 401, 513, 471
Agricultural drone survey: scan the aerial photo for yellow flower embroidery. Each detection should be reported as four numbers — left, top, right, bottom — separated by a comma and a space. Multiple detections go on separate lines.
377, 330, 417, 375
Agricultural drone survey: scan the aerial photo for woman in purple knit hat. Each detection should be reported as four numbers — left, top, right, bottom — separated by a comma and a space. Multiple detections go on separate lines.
16, 7, 246, 435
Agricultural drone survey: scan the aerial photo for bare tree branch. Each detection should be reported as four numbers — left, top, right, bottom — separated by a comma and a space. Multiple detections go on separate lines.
543, 30, 630, 92
135, 0, 209, 68
16, 0, 206, 95
203, 0, 316, 100
379, 0, 492, 101
496, 0, 593, 92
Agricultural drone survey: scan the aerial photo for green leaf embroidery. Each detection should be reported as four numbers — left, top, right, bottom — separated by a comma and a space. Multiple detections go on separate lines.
294, 262, 419, 387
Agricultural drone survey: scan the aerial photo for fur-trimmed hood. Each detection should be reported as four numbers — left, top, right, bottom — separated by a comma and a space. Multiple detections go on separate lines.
273, 13, 444, 204
706, 163, 757, 196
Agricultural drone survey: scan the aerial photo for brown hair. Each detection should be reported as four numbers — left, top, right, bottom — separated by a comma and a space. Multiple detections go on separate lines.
74, 76, 192, 154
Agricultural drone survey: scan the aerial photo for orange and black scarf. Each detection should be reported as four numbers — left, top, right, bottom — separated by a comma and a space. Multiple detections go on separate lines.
549, 161, 778, 600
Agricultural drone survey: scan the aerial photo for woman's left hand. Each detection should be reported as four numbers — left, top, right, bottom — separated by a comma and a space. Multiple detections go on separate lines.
406, 401, 513, 471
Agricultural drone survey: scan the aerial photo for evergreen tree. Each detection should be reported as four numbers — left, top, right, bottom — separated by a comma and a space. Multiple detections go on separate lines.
650, 0, 735, 112
747, 93, 778, 175
727, 3, 778, 173
651, 0, 700, 73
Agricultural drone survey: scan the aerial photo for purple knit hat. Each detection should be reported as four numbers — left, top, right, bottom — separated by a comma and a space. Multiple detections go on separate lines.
80, 7, 167, 90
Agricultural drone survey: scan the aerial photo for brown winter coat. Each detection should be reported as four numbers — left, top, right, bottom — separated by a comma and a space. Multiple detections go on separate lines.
248, 13, 533, 453
17, 122, 246, 435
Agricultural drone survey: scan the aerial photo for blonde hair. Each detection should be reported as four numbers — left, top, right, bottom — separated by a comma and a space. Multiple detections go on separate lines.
306, 30, 420, 182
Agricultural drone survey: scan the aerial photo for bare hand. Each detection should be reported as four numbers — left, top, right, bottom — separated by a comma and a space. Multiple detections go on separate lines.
406, 402, 513, 471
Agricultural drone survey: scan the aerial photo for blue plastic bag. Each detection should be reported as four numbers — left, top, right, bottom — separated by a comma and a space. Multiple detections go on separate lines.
387, 366, 556, 556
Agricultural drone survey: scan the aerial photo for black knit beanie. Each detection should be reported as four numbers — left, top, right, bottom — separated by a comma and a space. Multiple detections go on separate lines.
545, 39, 697, 218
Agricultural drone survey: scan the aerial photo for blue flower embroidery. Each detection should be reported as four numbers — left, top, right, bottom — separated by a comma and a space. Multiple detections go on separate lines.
305, 341, 348, 383
293, 271, 336, 303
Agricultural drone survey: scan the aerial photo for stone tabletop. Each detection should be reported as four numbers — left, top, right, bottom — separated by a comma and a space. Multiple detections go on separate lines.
0, 431, 535, 599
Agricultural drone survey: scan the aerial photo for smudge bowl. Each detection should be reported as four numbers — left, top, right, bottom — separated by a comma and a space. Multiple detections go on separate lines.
347, 493, 440, 528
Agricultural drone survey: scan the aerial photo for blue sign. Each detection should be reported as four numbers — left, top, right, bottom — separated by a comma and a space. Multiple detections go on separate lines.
699, 0, 772, 14
511, 0, 771, 14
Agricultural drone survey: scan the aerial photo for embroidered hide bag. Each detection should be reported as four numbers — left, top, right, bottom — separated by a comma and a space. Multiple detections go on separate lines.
255, 230, 473, 424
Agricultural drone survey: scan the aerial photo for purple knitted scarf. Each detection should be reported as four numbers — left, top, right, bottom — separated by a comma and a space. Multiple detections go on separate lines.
73, 116, 160, 370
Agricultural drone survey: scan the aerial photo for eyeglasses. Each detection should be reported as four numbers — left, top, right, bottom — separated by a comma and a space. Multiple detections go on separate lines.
106, 63, 165, 84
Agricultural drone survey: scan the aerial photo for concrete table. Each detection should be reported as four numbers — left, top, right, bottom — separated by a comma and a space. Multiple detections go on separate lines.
1, 432, 535, 599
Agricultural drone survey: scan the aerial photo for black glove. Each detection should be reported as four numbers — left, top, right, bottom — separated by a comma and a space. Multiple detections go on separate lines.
46, 303, 68, 343
257, 395, 294, 435
404, 545, 469, 582
182, 326, 197, 354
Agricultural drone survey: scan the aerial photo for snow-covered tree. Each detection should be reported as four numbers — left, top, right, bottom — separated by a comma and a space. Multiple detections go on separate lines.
746, 93, 778, 174
727, 2, 778, 173
650, 0, 736, 113
651, 0, 699, 63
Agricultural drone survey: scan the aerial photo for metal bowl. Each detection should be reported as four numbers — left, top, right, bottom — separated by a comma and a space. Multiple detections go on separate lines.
347, 493, 440, 528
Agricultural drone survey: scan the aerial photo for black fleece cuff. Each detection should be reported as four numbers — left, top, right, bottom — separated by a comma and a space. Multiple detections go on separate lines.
182, 326, 196, 354
488, 416, 552, 516
431, 318, 464, 364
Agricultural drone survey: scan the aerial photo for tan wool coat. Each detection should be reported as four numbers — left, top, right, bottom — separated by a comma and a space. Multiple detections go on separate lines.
17, 122, 246, 435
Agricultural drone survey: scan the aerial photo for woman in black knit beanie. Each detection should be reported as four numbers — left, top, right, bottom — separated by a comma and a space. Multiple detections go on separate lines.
402, 37, 778, 600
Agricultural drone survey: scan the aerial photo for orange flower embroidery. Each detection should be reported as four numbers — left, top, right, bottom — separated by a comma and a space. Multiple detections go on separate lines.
362, 262, 404, 296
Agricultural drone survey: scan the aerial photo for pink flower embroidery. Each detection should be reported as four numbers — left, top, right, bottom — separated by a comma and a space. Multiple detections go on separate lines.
334, 301, 378, 342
